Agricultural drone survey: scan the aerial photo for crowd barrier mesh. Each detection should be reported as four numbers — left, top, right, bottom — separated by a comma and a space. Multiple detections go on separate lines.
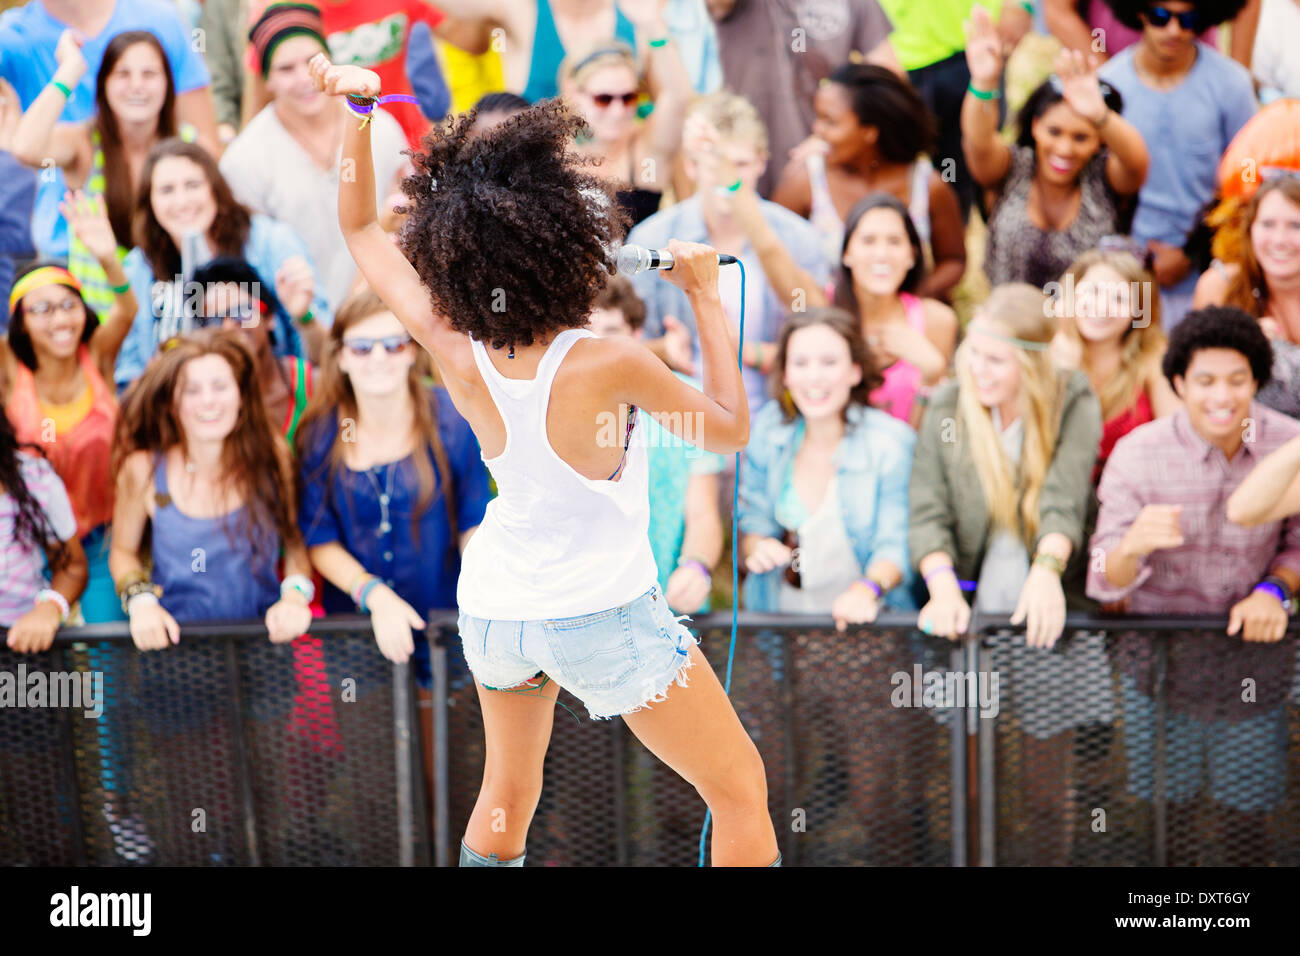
3, 614, 1297, 866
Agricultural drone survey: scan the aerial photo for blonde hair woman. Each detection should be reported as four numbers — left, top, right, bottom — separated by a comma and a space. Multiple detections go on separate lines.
1051, 247, 1180, 483
909, 282, 1105, 865
910, 283, 1102, 646
559, 38, 691, 228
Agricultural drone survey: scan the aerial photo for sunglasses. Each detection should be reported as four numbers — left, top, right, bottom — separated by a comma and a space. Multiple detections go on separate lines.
195, 301, 266, 328
343, 333, 412, 356
588, 90, 639, 109
1143, 5, 1199, 31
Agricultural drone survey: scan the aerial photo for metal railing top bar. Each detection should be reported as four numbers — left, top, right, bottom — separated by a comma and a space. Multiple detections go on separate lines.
12, 610, 1298, 648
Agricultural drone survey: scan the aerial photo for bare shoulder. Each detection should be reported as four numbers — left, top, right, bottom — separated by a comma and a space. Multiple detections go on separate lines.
922, 297, 958, 331
1193, 262, 1235, 306
117, 449, 154, 496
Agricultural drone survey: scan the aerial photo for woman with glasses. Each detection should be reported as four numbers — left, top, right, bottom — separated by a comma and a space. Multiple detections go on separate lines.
3, 195, 137, 624
559, 34, 691, 228
770, 62, 967, 303
113, 139, 329, 388
963, 6, 1149, 290
295, 290, 490, 807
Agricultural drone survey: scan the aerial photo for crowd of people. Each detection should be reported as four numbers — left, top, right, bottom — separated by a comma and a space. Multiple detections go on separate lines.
1, 0, 1299, 856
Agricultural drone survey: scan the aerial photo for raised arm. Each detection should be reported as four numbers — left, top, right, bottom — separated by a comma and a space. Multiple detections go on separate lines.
631, 1, 692, 178
1227, 432, 1300, 527
311, 54, 475, 386
10, 30, 91, 180
62, 191, 137, 381
1053, 49, 1147, 196
960, 7, 1012, 188
607, 240, 749, 454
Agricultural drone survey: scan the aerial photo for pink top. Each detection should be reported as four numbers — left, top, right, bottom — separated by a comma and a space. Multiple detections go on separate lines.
868, 292, 926, 424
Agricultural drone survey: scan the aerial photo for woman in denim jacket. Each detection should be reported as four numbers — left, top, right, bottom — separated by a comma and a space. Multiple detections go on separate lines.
737, 306, 921, 862
739, 307, 917, 623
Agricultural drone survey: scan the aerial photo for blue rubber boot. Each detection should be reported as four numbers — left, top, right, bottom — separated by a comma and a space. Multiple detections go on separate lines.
460, 840, 526, 867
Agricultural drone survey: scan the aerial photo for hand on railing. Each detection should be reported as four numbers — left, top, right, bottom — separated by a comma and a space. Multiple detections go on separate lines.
368, 585, 426, 664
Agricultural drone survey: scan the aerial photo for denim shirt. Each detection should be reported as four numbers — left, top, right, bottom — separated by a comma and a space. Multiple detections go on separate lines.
738, 398, 918, 612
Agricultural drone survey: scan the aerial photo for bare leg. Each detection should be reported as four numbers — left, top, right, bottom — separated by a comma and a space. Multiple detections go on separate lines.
622, 644, 779, 866
462, 675, 561, 860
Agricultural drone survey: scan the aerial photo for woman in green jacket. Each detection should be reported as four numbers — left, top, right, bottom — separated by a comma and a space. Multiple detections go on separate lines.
909, 282, 1106, 865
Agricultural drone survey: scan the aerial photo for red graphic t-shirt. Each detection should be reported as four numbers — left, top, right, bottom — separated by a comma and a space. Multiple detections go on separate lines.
250, 0, 445, 148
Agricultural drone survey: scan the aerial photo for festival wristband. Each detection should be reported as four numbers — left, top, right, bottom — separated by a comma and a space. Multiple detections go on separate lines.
344, 92, 419, 130
967, 82, 1001, 101
1019, 1, 1035, 14
1255, 577, 1293, 612
51, 80, 72, 99
677, 557, 711, 581
110, 280, 131, 295
35, 588, 70, 623
851, 578, 883, 599
648, 37, 669, 48
299, 308, 314, 325
357, 578, 382, 613
923, 565, 978, 592
1033, 553, 1066, 576
349, 572, 376, 606
281, 574, 315, 604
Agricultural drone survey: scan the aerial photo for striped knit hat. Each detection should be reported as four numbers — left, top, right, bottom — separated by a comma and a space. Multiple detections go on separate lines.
249, 2, 328, 78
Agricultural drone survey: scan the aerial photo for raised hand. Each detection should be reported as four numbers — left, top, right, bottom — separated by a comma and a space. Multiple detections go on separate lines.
54, 29, 89, 85
963, 6, 1004, 91
60, 190, 119, 264
308, 52, 380, 100
1055, 48, 1108, 126
275, 256, 315, 320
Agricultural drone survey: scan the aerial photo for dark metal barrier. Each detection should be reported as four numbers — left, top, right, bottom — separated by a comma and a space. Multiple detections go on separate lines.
3, 613, 1297, 866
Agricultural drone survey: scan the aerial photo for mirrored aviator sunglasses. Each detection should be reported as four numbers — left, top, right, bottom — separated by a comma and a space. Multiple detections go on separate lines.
344, 333, 412, 357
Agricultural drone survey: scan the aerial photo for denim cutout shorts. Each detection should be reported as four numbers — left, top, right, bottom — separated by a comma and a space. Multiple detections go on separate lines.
457, 585, 700, 720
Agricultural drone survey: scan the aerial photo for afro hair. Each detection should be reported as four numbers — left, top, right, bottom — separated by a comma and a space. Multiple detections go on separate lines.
398, 99, 630, 353
1100, 0, 1250, 31
1162, 305, 1273, 390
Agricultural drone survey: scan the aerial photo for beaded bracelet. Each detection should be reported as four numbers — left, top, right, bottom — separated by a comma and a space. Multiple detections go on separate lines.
349, 572, 376, 607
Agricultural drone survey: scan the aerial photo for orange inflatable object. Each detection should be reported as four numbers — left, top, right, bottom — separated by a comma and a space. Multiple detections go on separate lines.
1216, 99, 1300, 202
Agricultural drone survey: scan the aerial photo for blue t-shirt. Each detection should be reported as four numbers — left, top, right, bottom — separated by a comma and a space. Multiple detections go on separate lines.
0, 0, 212, 258
1099, 43, 1256, 298
297, 387, 491, 685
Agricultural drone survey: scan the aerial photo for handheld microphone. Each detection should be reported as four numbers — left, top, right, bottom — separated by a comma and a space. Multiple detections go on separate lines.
616, 244, 739, 276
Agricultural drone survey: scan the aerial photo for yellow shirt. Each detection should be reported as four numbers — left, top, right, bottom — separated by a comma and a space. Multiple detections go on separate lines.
437, 41, 505, 115
38, 383, 94, 437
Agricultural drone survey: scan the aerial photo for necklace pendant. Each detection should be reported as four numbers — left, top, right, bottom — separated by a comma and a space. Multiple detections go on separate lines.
379, 521, 391, 534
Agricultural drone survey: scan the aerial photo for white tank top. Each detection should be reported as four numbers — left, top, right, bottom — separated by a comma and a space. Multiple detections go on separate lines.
456, 327, 659, 619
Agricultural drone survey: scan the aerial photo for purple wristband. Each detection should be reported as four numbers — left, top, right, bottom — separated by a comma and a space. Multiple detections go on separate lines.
853, 577, 883, 598
923, 565, 978, 592
678, 559, 710, 581
1254, 581, 1288, 607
